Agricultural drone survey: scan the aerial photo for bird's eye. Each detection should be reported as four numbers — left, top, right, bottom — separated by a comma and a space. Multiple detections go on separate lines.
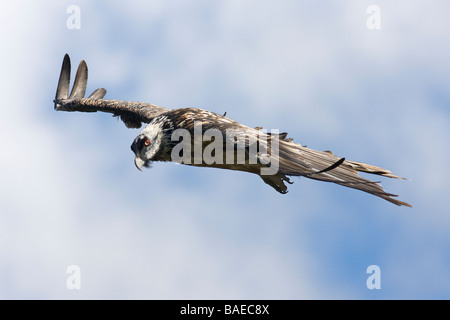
144, 139, 151, 146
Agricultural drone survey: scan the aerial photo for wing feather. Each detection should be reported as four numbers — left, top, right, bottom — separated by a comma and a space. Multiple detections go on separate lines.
55, 54, 71, 100
87, 88, 107, 99
69, 60, 87, 99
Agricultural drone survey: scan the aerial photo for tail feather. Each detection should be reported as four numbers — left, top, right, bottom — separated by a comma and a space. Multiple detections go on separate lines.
273, 140, 411, 207
345, 160, 405, 179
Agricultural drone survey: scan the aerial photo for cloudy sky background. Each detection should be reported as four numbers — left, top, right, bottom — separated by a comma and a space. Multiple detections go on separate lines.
1, 0, 449, 299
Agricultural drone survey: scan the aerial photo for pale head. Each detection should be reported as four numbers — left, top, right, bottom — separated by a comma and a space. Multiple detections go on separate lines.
130, 123, 165, 171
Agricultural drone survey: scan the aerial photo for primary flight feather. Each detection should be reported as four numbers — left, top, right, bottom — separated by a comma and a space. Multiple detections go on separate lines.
54, 54, 411, 207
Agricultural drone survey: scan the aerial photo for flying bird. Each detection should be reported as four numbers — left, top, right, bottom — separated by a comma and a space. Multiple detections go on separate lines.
53, 54, 411, 207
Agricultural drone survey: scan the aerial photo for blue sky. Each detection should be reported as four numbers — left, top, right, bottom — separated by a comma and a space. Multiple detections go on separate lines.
1, 0, 449, 299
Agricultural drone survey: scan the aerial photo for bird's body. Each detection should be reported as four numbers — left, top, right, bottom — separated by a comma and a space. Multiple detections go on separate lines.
54, 54, 411, 207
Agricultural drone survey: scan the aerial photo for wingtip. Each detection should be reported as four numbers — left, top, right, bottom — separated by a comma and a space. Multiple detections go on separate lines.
54, 54, 108, 110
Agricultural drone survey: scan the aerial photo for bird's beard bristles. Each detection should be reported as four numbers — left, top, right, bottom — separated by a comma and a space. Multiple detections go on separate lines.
143, 161, 152, 168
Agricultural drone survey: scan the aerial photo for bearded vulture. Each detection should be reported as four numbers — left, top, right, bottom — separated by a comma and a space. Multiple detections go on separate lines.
53, 54, 411, 207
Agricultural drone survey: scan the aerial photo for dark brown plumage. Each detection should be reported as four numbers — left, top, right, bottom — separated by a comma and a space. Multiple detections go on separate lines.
54, 54, 411, 207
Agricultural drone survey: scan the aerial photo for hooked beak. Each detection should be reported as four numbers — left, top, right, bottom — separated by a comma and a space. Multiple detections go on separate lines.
134, 157, 145, 172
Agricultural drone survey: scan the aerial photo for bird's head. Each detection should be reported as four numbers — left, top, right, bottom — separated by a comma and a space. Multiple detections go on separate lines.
130, 124, 164, 171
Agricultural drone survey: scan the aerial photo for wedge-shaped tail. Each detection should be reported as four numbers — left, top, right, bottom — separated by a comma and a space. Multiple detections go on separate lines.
269, 139, 412, 207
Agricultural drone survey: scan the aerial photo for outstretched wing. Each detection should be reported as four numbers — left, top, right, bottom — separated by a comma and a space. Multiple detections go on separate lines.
54, 54, 170, 128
